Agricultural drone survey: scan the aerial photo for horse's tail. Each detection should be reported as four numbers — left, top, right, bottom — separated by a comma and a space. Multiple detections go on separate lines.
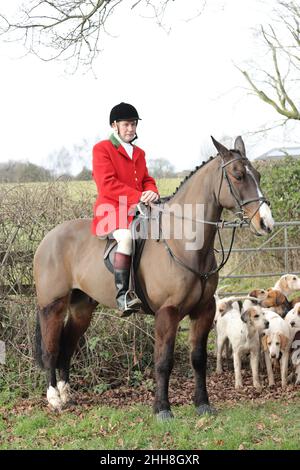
35, 308, 44, 369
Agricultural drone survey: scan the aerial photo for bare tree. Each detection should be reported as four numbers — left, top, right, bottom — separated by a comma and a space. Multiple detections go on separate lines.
239, 0, 300, 123
148, 157, 175, 178
49, 146, 73, 176
0, 0, 190, 71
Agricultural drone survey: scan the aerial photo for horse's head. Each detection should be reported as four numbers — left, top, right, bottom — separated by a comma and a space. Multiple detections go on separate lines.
211, 136, 274, 236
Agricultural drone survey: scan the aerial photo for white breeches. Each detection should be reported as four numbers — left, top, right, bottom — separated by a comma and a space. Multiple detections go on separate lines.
113, 229, 132, 255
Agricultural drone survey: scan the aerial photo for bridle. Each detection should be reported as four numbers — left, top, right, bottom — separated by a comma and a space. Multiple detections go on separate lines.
219, 155, 270, 228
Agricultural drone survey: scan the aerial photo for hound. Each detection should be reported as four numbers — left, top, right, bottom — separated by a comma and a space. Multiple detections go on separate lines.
261, 289, 290, 317
273, 274, 300, 297
216, 301, 269, 390
285, 303, 300, 385
248, 289, 268, 301
261, 310, 292, 388
249, 288, 291, 317
286, 302, 300, 330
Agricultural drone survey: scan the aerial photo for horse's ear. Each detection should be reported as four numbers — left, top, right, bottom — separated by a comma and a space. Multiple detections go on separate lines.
211, 136, 229, 157
234, 136, 246, 156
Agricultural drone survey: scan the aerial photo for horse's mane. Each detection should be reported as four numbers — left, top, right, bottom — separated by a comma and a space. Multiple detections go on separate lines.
162, 155, 216, 202
161, 148, 245, 202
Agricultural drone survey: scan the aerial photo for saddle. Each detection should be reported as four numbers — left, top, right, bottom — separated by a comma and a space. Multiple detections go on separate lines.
103, 203, 162, 316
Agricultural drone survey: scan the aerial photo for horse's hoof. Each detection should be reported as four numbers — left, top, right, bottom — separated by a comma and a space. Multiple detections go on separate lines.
47, 386, 63, 412
57, 381, 72, 405
196, 404, 217, 416
156, 410, 174, 421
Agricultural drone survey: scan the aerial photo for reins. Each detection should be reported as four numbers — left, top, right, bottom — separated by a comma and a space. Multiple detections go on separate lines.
140, 153, 269, 282
161, 224, 237, 281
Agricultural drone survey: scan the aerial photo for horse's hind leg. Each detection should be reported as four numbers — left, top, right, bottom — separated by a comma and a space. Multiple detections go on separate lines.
56, 290, 98, 406
189, 298, 217, 415
36, 295, 69, 410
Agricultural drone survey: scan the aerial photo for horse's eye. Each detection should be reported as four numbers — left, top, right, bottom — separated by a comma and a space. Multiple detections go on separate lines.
254, 314, 259, 318
235, 174, 243, 181
276, 342, 280, 346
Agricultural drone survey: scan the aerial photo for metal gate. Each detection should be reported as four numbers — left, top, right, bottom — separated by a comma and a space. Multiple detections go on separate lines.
217, 221, 300, 296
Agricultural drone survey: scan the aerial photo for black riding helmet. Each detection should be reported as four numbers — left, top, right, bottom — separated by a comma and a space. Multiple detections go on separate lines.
109, 102, 141, 125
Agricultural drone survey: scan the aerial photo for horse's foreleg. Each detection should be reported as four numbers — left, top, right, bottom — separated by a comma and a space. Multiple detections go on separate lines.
154, 306, 181, 420
189, 299, 217, 415
57, 294, 98, 406
37, 296, 69, 411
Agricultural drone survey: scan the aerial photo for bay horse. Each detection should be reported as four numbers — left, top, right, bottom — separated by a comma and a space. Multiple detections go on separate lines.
33, 136, 274, 418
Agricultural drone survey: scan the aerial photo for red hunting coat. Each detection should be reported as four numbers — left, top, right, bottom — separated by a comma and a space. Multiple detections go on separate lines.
91, 134, 159, 237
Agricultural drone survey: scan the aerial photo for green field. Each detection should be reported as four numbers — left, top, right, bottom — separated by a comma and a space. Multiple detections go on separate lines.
0, 392, 299, 450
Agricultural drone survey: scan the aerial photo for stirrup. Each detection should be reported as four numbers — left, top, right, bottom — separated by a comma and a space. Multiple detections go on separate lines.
121, 290, 142, 317
124, 290, 142, 309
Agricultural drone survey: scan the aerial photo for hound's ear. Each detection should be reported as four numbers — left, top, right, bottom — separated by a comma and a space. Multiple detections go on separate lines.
249, 289, 258, 298
281, 277, 288, 293
248, 290, 264, 302
234, 136, 246, 156
211, 136, 229, 158
218, 301, 231, 316
241, 310, 249, 323
279, 334, 289, 351
275, 291, 286, 306
261, 334, 268, 352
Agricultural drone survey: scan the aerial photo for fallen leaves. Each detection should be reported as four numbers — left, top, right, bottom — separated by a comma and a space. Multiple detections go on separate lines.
0, 360, 299, 420
256, 422, 266, 431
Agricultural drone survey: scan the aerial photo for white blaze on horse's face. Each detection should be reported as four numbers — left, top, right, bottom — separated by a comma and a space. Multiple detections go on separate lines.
245, 165, 274, 235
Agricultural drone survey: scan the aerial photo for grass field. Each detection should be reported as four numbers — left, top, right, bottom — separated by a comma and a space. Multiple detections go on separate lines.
0, 392, 299, 450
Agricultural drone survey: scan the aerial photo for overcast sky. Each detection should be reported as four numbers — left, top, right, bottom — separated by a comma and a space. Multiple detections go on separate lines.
0, 0, 299, 174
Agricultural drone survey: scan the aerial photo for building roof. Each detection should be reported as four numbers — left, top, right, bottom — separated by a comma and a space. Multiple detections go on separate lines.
256, 147, 300, 160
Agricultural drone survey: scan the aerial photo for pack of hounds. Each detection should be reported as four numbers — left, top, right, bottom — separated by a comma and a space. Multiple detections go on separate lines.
214, 274, 300, 390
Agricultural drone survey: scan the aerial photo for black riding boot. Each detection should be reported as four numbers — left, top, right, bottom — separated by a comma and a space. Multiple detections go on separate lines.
114, 252, 142, 317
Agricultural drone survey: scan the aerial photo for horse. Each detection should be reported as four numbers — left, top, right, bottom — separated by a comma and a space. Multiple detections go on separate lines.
33, 136, 274, 418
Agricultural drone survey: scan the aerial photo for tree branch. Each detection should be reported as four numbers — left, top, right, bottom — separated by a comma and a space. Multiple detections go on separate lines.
0, 0, 183, 71
238, 0, 300, 122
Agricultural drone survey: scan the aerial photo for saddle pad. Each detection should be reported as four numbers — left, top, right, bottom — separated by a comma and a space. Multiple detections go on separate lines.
103, 239, 118, 274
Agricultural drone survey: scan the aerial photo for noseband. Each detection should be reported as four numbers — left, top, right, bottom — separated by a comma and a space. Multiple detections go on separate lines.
220, 155, 270, 224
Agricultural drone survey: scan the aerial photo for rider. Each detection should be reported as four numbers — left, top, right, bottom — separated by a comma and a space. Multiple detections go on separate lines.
92, 102, 160, 317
